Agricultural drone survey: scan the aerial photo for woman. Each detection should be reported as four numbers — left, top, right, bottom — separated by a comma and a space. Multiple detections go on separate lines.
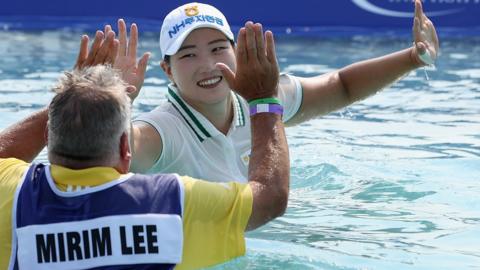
111, 0, 438, 182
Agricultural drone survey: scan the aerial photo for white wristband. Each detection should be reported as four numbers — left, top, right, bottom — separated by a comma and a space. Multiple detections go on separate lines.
418, 49, 435, 66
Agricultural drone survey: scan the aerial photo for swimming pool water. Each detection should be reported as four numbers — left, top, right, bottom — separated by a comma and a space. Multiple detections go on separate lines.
1, 29, 479, 270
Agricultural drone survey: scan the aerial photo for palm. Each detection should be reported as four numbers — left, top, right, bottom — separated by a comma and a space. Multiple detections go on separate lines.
114, 19, 150, 101
114, 56, 143, 92
218, 22, 279, 101
413, 0, 439, 63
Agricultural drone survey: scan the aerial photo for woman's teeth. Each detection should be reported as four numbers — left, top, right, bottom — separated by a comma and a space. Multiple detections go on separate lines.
198, 77, 222, 87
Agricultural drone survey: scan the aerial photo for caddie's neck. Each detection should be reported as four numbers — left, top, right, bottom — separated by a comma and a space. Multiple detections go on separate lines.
47, 132, 132, 174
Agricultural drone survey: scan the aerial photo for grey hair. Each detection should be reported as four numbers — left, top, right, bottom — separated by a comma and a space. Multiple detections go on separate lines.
48, 65, 131, 164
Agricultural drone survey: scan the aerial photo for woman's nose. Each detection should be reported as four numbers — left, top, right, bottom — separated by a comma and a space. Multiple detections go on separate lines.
198, 55, 218, 72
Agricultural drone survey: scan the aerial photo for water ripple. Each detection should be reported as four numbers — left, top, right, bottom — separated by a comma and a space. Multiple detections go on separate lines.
1, 31, 479, 270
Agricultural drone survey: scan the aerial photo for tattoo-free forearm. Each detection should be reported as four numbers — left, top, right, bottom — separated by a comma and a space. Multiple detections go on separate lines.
247, 113, 290, 230
0, 107, 48, 161
339, 47, 422, 102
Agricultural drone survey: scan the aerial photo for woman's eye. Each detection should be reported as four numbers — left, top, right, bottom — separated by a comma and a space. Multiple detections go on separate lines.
213, 46, 227, 53
179, 53, 195, 59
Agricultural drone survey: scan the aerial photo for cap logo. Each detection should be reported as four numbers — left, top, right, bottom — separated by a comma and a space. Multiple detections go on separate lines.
184, 6, 199, 17
167, 15, 226, 39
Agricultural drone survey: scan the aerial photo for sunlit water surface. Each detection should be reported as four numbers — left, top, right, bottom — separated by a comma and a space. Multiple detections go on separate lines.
0, 29, 479, 270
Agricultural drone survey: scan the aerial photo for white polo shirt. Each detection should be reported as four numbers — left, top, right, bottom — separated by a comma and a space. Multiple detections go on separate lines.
133, 74, 302, 183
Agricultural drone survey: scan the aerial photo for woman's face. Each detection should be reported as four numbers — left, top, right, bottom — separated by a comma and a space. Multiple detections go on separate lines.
162, 28, 236, 107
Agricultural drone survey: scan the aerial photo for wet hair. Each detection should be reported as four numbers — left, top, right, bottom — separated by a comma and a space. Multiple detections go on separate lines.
48, 65, 131, 165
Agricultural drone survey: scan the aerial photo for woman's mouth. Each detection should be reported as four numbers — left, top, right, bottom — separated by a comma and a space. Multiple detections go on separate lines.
197, 76, 222, 88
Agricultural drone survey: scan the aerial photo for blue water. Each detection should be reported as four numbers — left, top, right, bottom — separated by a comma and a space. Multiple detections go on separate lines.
0, 29, 479, 269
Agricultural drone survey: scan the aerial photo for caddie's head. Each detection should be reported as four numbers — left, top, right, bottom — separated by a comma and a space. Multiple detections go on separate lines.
48, 65, 132, 173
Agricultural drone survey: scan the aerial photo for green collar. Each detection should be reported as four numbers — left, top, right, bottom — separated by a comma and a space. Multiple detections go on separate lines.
167, 85, 246, 142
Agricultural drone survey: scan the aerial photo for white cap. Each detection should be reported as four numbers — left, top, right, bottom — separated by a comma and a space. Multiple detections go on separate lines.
159, 2, 234, 59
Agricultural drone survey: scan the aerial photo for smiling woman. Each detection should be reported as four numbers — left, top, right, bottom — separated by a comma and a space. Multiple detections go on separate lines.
1, 25, 479, 270
0, 0, 479, 270
161, 28, 235, 111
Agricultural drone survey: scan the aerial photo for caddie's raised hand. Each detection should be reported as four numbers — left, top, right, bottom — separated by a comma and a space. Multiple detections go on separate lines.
412, 0, 439, 66
217, 21, 279, 101
114, 19, 150, 101
74, 30, 118, 70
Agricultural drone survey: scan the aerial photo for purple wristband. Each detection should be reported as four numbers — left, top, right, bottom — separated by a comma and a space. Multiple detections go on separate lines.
250, 103, 284, 116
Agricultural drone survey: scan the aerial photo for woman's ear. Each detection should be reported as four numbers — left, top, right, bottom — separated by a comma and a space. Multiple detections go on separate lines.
160, 60, 175, 84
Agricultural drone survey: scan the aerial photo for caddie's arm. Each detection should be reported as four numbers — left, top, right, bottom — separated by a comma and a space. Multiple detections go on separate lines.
218, 21, 290, 230
0, 108, 48, 161
0, 31, 118, 161
287, 0, 439, 125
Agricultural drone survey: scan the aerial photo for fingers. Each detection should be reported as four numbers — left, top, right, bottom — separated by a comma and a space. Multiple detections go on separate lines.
104, 24, 115, 60
254, 23, 267, 62
414, 0, 424, 25
245, 22, 258, 64
118, 19, 128, 56
137, 52, 151, 79
233, 22, 278, 81
413, 0, 423, 42
229, 21, 279, 100
413, 17, 422, 43
94, 31, 117, 65
216, 62, 236, 89
433, 28, 439, 54
117, 19, 139, 58
128, 23, 138, 58
265, 30, 278, 69
89, 30, 118, 66
235, 27, 247, 67
74, 35, 89, 69
413, 0, 439, 59
76, 28, 118, 69
108, 39, 120, 65
427, 18, 440, 53
245, 22, 274, 65
85, 31, 105, 66
413, 12, 427, 58
104, 24, 112, 36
